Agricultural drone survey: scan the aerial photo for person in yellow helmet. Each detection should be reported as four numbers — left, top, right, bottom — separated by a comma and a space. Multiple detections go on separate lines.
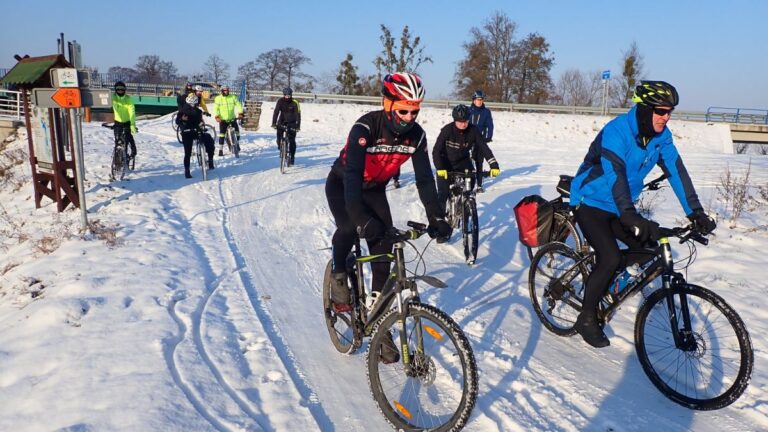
112, 81, 137, 167
213, 85, 244, 156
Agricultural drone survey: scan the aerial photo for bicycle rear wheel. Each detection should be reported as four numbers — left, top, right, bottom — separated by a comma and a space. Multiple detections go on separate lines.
635, 283, 753, 410
528, 242, 588, 336
322, 260, 361, 354
367, 303, 478, 432
463, 198, 479, 265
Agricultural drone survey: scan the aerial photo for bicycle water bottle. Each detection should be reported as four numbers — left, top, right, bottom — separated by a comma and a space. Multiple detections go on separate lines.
612, 263, 641, 295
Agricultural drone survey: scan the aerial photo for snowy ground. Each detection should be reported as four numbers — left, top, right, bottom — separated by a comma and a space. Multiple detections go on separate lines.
0, 101, 766, 431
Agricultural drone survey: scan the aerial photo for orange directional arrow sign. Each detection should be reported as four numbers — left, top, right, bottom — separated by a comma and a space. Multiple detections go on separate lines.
51, 88, 82, 108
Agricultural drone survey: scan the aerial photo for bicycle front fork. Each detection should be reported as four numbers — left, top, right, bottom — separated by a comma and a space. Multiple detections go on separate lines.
662, 273, 696, 351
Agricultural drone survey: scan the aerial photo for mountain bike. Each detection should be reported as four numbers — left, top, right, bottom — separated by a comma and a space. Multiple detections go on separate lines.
524, 173, 669, 260
445, 170, 490, 265
322, 222, 478, 431
528, 224, 753, 410
277, 125, 295, 174
101, 122, 133, 181
224, 119, 241, 158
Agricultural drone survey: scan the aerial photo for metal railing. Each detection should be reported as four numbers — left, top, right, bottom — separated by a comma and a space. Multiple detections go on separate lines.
0, 90, 23, 120
706, 107, 768, 125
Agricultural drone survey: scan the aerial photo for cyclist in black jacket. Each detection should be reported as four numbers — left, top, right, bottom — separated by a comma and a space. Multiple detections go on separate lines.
326, 72, 451, 305
433, 104, 501, 214
271, 87, 301, 166
178, 94, 215, 178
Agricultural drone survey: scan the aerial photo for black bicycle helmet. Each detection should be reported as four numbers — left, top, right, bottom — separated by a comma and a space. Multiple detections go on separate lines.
452, 104, 470, 121
472, 89, 486, 100
283, 87, 293, 96
114, 81, 126, 90
632, 80, 679, 107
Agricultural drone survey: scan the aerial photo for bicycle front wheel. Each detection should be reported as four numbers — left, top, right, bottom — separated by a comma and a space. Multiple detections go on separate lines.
111, 145, 127, 181
229, 127, 240, 158
197, 140, 208, 181
280, 141, 287, 174
528, 242, 588, 336
367, 303, 478, 432
463, 198, 479, 265
635, 283, 753, 410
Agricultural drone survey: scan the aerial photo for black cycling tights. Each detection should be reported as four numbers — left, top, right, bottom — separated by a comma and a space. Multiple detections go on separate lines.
575, 205, 645, 317
325, 172, 393, 293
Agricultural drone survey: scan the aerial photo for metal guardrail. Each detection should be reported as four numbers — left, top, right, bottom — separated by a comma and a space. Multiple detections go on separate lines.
706, 107, 768, 125
0, 90, 23, 120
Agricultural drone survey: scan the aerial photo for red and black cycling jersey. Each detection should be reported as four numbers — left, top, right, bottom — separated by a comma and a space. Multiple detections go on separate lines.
330, 110, 441, 224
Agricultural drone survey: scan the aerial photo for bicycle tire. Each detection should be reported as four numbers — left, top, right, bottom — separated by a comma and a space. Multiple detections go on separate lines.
528, 242, 589, 336
367, 303, 478, 432
176, 126, 183, 144
280, 139, 287, 174
229, 127, 240, 158
196, 139, 208, 181
526, 210, 584, 261
322, 260, 361, 354
635, 283, 753, 410
111, 143, 127, 181
171, 112, 179, 132
463, 198, 479, 265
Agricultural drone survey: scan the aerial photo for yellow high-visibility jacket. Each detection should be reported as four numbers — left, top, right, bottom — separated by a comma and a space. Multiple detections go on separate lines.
213, 94, 243, 121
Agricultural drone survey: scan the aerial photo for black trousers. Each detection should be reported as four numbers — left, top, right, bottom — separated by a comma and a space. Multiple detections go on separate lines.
326, 172, 393, 293
181, 131, 214, 171
575, 205, 646, 317
113, 122, 136, 156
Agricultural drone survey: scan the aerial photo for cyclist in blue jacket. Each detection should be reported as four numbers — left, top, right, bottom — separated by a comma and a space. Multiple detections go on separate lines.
569, 81, 716, 348
468, 90, 494, 143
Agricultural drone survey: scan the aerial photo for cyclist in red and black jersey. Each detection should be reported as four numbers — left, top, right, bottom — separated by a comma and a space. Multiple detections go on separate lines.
325, 73, 452, 311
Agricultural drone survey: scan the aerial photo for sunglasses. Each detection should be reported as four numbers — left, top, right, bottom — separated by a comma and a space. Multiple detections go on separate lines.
396, 109, 420, 116
115, 87, 126, 91
652, 107, 674, 116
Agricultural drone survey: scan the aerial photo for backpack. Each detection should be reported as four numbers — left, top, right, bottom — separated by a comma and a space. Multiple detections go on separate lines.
514, 195, 555, 248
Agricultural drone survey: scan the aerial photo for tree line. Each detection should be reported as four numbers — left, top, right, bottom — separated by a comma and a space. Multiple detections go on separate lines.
95, 10, 645, 108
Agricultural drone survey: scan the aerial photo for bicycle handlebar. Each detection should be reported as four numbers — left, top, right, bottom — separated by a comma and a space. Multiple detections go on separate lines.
101, 122, 115, 130
384, 221, 438, 242
447, 170, 491, 179
658, 224, 709, 246
644, 173, 668, 191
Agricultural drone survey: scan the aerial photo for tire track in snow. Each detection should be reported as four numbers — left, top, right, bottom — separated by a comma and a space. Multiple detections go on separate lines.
213, 175, 334, 429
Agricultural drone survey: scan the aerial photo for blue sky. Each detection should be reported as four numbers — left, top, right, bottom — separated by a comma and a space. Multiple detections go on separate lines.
3, 0, 766, 110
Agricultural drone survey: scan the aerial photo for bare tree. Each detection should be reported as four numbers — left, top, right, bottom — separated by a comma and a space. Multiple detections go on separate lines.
373, 25, 433, 78
202, 54, 230, 84
107, 66, 137, 82
134, 55, 177, 83
511, 32, 554, 104
281, 47, 311, 89
554, 69, 603, 106
611, 41, 645, 108
454, 11, 519, 102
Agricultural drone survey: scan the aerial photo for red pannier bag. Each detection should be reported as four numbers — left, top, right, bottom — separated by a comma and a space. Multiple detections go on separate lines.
514, 195, 554, 247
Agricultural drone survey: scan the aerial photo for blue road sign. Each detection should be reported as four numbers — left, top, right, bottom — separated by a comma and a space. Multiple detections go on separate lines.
602, 70, 611, 80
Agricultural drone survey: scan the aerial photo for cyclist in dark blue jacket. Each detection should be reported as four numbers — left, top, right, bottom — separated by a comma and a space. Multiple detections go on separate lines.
569, 81, 716, 348
468, 90, 494, 143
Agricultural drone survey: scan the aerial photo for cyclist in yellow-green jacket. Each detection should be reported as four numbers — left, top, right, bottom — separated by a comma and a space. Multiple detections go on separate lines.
213, 85, 243, 156
112, 81, 137, 165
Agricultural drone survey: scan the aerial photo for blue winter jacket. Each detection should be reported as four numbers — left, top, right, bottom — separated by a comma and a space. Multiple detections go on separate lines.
569, 105, 702, 217
469, 104, 494, 142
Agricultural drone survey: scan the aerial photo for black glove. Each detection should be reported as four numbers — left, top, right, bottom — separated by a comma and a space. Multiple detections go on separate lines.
688, 209, 716, 235
429, 218, 452, 244
357, 217, 385, 242
620, 212, 660, 243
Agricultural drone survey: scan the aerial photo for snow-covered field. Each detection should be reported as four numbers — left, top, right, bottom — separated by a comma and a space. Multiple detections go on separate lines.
0, 101, 765, 431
